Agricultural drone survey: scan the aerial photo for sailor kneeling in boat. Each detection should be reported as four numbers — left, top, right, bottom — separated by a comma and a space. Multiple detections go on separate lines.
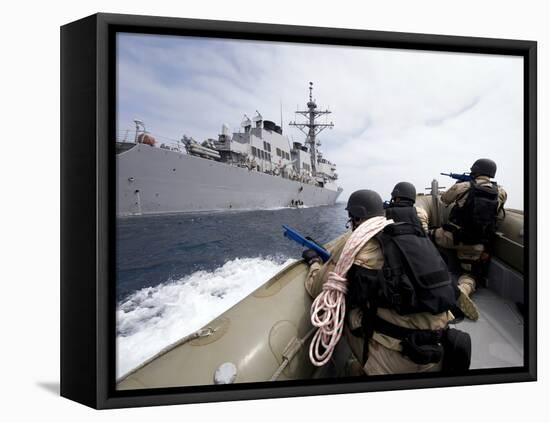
303, 189, 469, 375
431, 158, 507, 321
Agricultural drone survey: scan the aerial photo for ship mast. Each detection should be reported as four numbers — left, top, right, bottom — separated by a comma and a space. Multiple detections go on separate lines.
289, 82, 334, 176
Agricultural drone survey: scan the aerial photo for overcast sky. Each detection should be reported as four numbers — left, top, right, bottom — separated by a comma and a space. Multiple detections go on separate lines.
117, 33, 524, 209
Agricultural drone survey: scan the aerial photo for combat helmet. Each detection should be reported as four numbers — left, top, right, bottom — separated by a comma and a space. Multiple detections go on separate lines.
470, 158, 497, 178
346, 189, 385, 220
391, 182, 417, 203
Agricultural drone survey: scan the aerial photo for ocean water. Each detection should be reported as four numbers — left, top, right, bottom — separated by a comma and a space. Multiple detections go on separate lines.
116, 203, 349, 377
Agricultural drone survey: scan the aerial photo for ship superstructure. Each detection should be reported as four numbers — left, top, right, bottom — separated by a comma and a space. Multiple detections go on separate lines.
116, 83, 342, 216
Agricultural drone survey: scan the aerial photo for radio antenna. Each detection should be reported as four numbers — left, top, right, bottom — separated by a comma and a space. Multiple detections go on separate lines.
289, 82, 334, 176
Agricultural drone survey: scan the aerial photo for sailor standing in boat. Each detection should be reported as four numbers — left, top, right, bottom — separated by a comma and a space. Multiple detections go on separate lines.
431, 159, 507, 321
385, 182, 429, 233
303, 190, 469, 375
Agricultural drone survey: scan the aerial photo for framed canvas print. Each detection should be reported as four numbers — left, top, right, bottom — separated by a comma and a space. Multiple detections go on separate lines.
60, 13, 537, 409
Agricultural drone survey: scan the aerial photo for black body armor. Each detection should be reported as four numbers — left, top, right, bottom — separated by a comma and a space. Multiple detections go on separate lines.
448, 180, 499, 245
347, 222, 457, 316
385, 203, 424, 233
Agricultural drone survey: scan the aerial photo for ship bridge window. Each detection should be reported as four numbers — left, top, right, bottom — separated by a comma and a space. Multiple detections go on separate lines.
263, 141, 272, 152
285, 152, 290, 160
276, 147, 281, 157
251, 146, 257, 156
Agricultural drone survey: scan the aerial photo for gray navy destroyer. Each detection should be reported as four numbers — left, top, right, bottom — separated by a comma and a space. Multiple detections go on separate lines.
116, 83, 343, 216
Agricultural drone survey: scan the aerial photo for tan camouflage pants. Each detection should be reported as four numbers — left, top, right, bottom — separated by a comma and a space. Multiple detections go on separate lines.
433, 228, 485, 296
344, 327, 443, 375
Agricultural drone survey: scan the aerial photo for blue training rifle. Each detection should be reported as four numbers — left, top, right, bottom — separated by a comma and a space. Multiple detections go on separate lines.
440, 172, 473, 183
282, 225, 331, 262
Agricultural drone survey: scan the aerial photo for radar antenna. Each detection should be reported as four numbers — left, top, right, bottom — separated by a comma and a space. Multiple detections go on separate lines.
289, 82, 334, 176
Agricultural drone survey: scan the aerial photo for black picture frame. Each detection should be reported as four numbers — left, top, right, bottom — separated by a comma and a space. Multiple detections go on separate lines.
60, 12, 537, 409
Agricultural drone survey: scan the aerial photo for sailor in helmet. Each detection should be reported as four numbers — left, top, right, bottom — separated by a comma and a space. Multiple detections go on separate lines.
431, 158, 507, 321
385, 181, 429, 233
303, 190, 467, 376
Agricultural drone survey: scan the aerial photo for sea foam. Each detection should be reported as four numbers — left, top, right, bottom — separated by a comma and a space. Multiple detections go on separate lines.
116, 256, 295, 378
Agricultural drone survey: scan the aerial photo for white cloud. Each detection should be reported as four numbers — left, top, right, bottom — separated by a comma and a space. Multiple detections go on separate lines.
117, 34, 523, 209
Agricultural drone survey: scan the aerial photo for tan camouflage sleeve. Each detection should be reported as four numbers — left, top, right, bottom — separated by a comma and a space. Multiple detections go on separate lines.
306, 238, 384, 298
304, 232, 352, 299
497, 185, 508, 221
440, 181, 469, 205
304, 261, 324, 298
415, 206, 429, 232
353, 238, 384, 269
498, 185, 508, 208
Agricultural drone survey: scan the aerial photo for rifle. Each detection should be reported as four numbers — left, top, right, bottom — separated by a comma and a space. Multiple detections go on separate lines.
440, 172, 473, 183
282, 225, 331, 262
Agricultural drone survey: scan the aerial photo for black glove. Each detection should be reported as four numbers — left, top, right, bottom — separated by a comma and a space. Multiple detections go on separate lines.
302, 249, 321, 265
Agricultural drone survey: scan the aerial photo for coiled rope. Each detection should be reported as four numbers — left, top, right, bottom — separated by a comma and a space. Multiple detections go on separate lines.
309, 216, 392, 366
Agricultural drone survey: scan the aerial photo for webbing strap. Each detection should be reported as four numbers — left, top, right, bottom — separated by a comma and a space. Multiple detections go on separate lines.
373, 316, 443, 341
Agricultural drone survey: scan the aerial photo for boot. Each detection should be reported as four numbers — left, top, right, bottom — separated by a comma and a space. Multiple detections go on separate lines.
457, 284, 479, 321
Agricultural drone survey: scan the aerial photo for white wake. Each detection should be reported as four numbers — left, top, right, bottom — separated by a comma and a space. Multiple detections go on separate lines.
116, 256, 295, 378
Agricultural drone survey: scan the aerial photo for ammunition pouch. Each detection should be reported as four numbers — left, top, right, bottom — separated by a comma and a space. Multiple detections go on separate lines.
373, 317, 471, 370
373, 317, 444, 365
402, 332, 444, 365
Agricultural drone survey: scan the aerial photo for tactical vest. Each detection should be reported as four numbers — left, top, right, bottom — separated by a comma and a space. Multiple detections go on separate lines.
347, 222, 457, 316
448, 180, 499, 245
345, 223, 469, 369
385, 203, 423, 232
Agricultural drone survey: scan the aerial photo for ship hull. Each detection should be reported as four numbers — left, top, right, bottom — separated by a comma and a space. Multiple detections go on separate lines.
117, 145, 342, 216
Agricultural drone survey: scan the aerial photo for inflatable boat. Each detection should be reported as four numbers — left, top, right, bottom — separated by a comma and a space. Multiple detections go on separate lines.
117, 180, 524, 390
